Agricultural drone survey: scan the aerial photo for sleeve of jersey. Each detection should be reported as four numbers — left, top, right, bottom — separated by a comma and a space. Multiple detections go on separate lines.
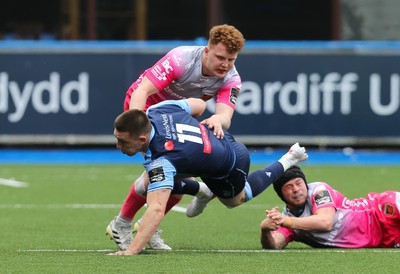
146, 48, 185, 91
310, 183, 337, 214
215, 76, 241, 110
275, 227, 295, 244
144, 156, 177, 192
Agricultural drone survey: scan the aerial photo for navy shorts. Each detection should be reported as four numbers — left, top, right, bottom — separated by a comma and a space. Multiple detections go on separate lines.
201, 137, 250, 199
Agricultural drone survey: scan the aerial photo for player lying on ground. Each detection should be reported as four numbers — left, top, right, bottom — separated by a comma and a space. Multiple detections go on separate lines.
260, 166, 400, 249
108, 98, 308, 255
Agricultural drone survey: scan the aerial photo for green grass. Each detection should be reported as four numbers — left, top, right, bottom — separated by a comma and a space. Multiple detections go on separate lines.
1, 164, 399, 274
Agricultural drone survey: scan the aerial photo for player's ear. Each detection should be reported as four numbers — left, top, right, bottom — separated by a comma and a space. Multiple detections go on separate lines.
138, 135, 148, 145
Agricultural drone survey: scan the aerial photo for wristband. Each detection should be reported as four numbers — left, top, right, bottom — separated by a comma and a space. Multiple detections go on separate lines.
283, 217, 294, 228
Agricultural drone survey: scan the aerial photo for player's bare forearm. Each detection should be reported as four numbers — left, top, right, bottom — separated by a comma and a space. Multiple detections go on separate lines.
108, 206, 164, 255
260, 208, 287, 249
260, 229, 287, 249
201, 103, 234, 138
108, 189, 170, 256
214, 102, 234, 129
129, 76, 159, 110
280, 207, 335, 232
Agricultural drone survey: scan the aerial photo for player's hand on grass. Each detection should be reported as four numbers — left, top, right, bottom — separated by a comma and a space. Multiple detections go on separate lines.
107, 249, 140, 256
261, 207, 282, 231
266, 207, 285, 226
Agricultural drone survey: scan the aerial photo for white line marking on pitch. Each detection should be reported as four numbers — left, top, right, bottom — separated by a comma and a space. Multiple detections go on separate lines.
0, 178, 29, 188
0, 204, 121, 209
171, 205, 186, 213
0, 203, 187, 213
17, 249, 400, 253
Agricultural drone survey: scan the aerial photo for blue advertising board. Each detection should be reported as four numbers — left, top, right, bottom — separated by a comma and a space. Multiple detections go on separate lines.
0, 53, 157, 134
231, 54, 400, 136
1, 41, 400, 146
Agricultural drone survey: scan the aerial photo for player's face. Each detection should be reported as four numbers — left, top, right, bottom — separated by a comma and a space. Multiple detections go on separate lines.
281, 178, 308, 209
114, 129, 143, 156
202, 42, 238, 78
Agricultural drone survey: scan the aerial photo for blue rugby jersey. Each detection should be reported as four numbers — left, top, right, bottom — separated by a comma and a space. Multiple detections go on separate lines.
143, 100, 236, 192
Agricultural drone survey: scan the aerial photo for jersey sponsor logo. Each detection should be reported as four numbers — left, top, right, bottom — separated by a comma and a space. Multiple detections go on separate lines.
151, 57, 173, 81
151, 65, 166, 81
161, 58, 173, 74
341, 197, 369, 209
164, 140, 174, 151
199, 123, 212, 154
148, 167, 166, 183
229, 88, 239, 105
314, 190, 333, 206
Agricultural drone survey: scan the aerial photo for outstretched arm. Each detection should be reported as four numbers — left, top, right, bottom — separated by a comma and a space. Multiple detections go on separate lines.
260, 208, 288, 249
108, 188, 171, 255
129, 76, 159, 110
271, 207, 336, 232
201, 102, 234, 139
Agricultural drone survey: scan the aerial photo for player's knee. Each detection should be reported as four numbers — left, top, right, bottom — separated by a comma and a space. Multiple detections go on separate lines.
134, 175, 148, 195
219, 193, 246, 208
244, 181, 253, 202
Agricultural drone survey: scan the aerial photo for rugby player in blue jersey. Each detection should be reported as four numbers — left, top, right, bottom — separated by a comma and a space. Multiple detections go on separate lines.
109, 98, 308, 255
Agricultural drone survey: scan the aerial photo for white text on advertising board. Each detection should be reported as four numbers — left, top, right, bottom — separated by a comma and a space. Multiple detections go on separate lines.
206, 73, 400, 116
0, 72, 89, 122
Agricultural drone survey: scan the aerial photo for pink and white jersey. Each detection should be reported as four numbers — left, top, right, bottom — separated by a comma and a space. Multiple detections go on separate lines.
277, 182, 400, 248
124, 46, 241, 111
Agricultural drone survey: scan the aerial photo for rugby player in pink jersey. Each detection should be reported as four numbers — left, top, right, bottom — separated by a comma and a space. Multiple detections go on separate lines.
106, 24, 245, 251
260, 166, 400, 249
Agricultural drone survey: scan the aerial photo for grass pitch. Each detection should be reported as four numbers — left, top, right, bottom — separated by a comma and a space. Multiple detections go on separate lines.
1, 164, 399, 274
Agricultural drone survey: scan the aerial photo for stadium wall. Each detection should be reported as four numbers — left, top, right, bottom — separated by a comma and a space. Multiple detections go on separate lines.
1, 40, 400, 147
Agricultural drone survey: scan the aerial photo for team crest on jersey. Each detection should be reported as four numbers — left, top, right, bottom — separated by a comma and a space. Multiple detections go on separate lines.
314, 190, 333, 206
164, 140, 174, 151
229, 88, 239, 105
148, 167, 166, 183
383, 203, 395, 215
